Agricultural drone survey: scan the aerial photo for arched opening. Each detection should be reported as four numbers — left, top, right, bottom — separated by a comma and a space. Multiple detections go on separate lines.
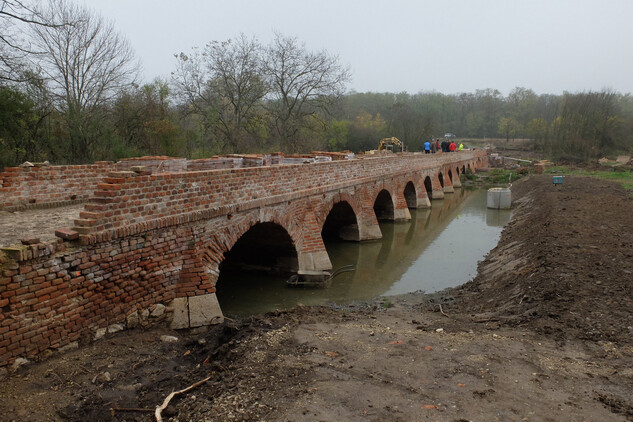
448, 169, 453, 183
218, 222, 298, 276
438, 172, 445, 188
373, 189, 394, 221
404, 182, 417, 209
215, 222, 298, 317
322, 201, 359, 242
424, 176, 433, 196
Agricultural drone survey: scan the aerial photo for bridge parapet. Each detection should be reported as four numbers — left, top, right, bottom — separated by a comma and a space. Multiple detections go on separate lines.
73, 151, 487, 243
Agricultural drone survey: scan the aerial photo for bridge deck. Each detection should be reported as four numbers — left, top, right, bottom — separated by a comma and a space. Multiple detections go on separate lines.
0, 204, 83, 247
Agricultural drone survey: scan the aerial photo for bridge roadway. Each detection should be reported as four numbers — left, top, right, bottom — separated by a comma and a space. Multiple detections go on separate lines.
0, 204, 84, 247
0, 150, 487, 367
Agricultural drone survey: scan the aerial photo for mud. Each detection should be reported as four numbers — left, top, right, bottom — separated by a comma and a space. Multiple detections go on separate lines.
1, 175, 633, 421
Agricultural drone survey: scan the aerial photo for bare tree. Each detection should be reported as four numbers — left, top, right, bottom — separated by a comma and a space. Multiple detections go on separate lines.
0, 0, 66, 83
263, 33, 350, 152
173, 34, 267, 153
30, 0, 138, 162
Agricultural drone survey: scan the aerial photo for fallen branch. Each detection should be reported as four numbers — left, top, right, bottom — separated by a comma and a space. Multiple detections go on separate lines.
155, 376, 211, 422
439, 303, 450, 318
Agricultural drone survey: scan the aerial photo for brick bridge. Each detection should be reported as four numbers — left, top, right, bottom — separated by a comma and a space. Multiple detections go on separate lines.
0, 150, 487, 367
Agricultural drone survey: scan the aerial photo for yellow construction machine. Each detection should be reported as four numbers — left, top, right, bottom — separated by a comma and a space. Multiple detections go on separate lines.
377, 137, 404, 151
364, 137, 405, 154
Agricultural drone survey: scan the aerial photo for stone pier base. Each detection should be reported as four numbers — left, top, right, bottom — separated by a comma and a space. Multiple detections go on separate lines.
394, 207, 411, 222
417, 195, 431, 208
170, 293, 224, 329
299, 250, 333, 272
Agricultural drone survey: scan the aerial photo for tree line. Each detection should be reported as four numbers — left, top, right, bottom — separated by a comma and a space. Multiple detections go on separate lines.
1, 0, 632, 170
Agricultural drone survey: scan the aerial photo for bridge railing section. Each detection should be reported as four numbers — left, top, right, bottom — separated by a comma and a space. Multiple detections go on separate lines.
73, 151, 486, 241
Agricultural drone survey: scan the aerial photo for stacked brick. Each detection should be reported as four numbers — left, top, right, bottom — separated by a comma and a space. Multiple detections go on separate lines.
311, 151, 355, 160
116, 156, 187, 173
0, 162, 116, 211
187, 157, 243, 171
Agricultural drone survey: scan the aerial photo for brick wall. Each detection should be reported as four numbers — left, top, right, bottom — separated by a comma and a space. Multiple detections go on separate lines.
0, 222, 214, 367
0, 162, 116, 211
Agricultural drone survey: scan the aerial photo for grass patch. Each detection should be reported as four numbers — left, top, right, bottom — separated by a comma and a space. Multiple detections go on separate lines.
544, 165, 633, 191
488, 168, 523, 185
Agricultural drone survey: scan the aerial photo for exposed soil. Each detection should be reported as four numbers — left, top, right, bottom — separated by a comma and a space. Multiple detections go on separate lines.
1, 175, 633, 422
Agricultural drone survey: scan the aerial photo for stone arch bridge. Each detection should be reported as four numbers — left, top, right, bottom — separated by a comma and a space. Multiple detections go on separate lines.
0, 151, 487, 366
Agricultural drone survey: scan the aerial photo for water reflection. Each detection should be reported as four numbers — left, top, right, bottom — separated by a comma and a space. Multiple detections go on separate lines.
215, 189, 511, 317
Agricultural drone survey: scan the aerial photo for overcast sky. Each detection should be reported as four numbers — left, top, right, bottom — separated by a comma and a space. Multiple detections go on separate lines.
88, 0, 633, 96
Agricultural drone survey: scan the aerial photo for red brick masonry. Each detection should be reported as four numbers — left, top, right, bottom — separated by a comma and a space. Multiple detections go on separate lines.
0, 151, 487, 367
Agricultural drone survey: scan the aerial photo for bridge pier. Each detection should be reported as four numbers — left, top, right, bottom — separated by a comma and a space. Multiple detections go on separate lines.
357, 203, 383, 241
452, 175, 462, 188
431, 175, 445, 199
171, 242, 225, 329
416, 191, 432, 208
443, 170, 455, 193
393, 191, 412, 222
170, 294, 224, 329
299, 210, 333, 272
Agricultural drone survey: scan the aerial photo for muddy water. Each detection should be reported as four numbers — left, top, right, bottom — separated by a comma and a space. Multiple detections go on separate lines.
216, 189, 511, 317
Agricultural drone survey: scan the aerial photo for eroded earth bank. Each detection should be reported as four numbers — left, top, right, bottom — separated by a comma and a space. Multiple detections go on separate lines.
1, 174, 632, 421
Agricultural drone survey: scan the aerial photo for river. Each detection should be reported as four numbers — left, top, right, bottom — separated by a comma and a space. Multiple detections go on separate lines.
216, 188, 511, 317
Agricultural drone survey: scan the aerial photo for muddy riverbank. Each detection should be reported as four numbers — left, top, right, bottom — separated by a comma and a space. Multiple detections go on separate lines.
1, 174, 632, 421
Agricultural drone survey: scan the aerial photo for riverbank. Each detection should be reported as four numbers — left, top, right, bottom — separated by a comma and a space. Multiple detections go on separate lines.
1, 175, 632, 421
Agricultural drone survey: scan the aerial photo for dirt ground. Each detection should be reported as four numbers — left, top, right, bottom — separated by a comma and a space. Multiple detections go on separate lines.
1, 174, 633, 421
0, 204, 84, 247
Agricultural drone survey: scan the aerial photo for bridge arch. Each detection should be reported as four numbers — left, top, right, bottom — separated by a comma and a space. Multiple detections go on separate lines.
438, 171, 445, 188
424, 176, 433, 196
374, 189, 395, 221
217, 221, 299, 276
198, 209, 304, 282
403, 181, 417, 208
321, 200, 360, 242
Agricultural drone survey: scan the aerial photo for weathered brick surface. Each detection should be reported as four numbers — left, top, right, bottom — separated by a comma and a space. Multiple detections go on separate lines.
0, 223, 207, 367
0, 151, 488, 367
